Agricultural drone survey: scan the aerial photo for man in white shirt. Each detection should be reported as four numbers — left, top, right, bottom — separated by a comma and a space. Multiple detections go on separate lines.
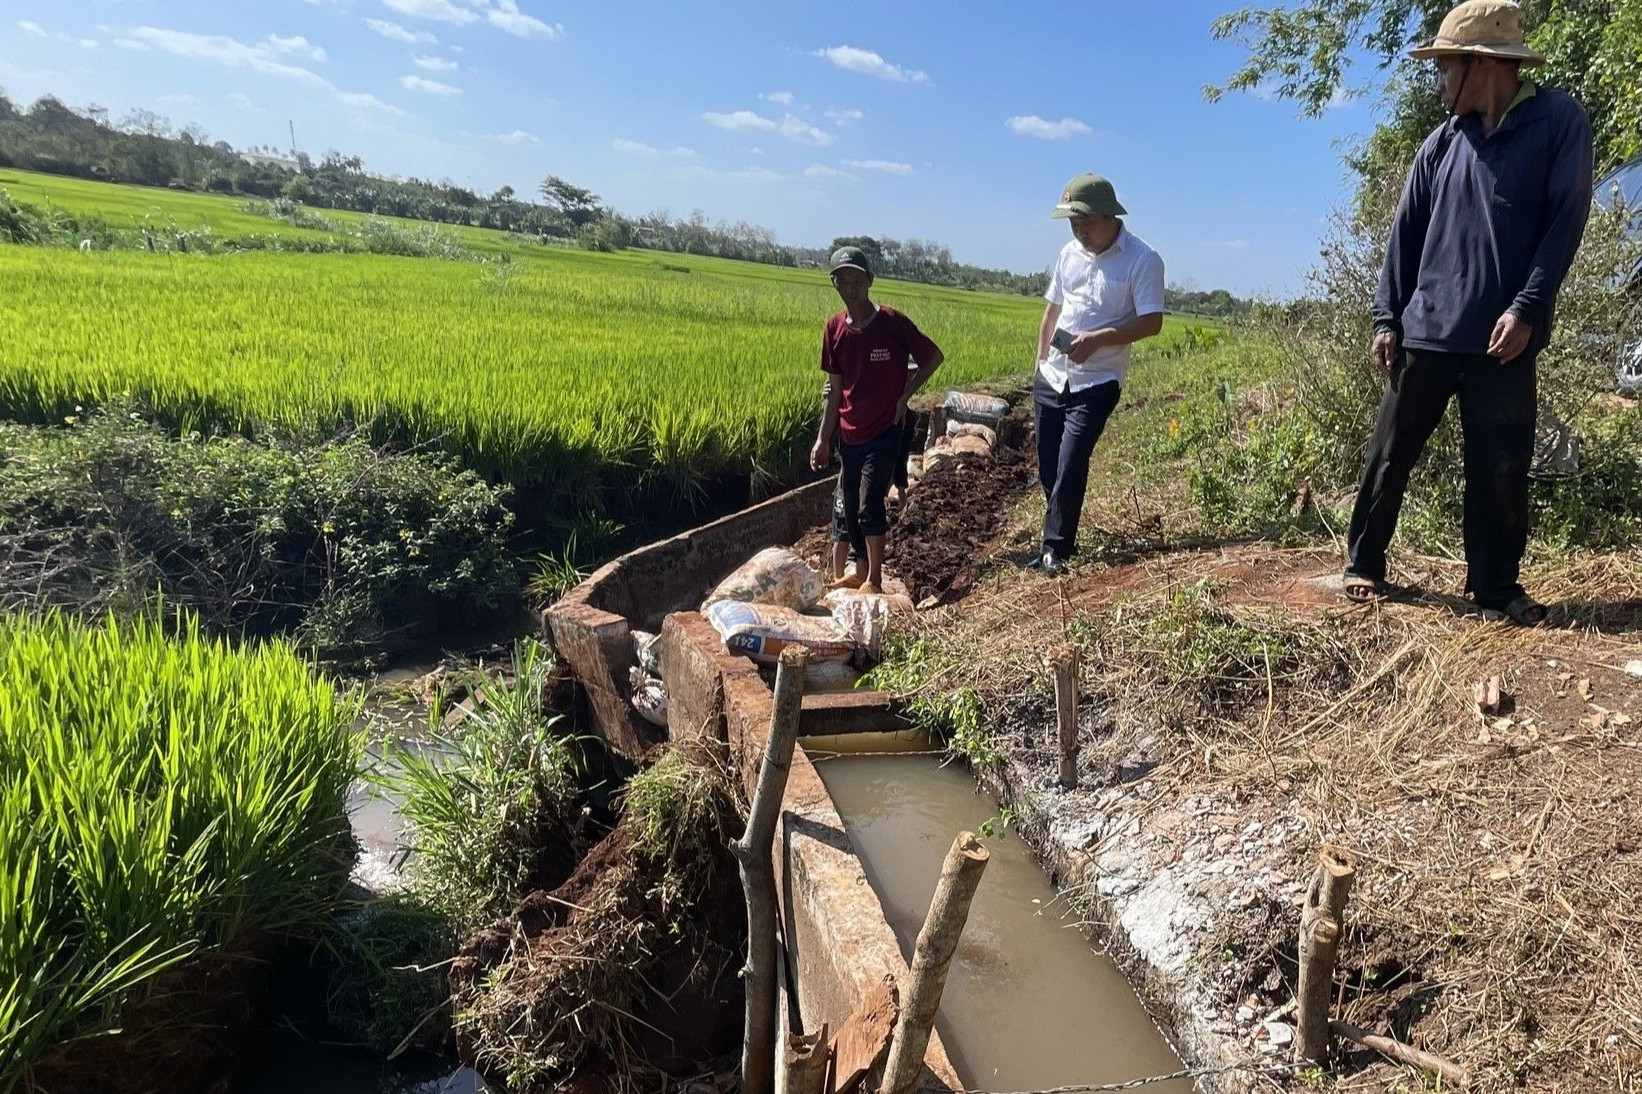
1031, 173, 1166, 575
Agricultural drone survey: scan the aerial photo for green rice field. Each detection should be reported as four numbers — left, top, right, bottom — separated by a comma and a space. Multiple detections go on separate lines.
0, 609, 357, 1087
0, 170, 1207, 494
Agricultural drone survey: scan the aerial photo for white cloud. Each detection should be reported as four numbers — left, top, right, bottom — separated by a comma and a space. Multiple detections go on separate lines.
113, 38, 151, 51
779, 114, 833, 147
399, 74, 462, 95
337, 92, 408, 115
464, 129, 540, 143
703, 110, 776, 134
843, 159, 912, 175
303, 0, 343, 5
228, 92, 262, 112
365, 18, 436, 43
17, 21, 47, 38
814, 45, 927, 83
267, 34, 327, 62
1325, 86, 1354, 110
413, 54, 458, 70
129, 27, 332, 89
825, 107, 863, 125
703, 110, 833, 147
1207, 239, 1251, 250
1005, 114, 1091, 140
760, 91, 793, 105
157, 93, 196, 108
382, 0, 478, 25
674, 165, 790, 186
802, 164, 854, 180
612, 138, 698, 158
79, 38, 100, 49
486, 0, 561, 38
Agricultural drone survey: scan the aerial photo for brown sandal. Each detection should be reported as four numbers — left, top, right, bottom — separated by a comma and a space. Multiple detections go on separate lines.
1342, 572, 1390, 603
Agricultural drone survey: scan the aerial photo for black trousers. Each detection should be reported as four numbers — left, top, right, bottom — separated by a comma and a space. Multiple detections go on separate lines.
1346, 347, 1537, 606
831, 426, 901, 559
1033, 376, 1121, 556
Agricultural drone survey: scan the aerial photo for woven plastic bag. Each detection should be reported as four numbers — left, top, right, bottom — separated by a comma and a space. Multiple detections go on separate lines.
702, 600, 856, 666
701, 547, 823, 611
944, 390, 1009, 425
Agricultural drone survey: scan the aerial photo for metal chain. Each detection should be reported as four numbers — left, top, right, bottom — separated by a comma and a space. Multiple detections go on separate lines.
956, 1060, 1293, 1094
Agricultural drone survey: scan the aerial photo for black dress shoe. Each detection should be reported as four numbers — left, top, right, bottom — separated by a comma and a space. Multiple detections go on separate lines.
1024, 552, 1045, 571
1040, 549, 1062, 576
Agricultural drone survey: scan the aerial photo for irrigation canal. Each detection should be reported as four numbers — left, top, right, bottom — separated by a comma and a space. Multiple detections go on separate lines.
808, 731, 1191, 1094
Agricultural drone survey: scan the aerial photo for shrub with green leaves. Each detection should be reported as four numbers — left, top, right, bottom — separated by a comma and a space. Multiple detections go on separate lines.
0, 401, 518, 647
0, 608, 358, 1088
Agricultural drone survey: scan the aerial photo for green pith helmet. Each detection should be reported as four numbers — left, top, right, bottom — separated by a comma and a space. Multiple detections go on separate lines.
1050, 173, 1127, 219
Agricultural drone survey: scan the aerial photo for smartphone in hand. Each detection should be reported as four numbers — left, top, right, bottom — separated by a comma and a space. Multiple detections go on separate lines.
1050, 327, 1076, 354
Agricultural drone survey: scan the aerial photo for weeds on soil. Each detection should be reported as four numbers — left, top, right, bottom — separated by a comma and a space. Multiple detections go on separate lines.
453, 748, 743, 1092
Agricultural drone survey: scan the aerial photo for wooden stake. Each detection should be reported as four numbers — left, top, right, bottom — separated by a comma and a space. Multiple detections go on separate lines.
1330, 1019, 1470, 1088
1295, 844, 1358, 1065
782, 1023, 831, 1094
881, 831, 990, 1094
735, 646, 809, 1094
1050, 644, 1080, 788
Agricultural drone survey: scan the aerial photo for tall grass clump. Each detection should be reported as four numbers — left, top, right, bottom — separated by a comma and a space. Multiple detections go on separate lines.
381, 639, 587, 938
0, 608, 359, 1089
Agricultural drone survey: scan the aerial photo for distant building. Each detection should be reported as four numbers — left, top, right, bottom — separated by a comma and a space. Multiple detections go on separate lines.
239, 152, 302, 172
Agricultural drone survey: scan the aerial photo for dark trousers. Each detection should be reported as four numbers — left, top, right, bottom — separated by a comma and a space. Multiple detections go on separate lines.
831, 426, 901, 560
1033, 376, 1121, 556
1346, 347, 1537, 606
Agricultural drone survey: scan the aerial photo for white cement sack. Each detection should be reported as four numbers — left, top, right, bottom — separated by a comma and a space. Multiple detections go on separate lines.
944, 391, 1009, 425
628, 666, 669, 728
829, 594, 894, 661
631, 629, 662, 676
702, 600, 856, 666
804, 659, 862, 693
945, 419, 997, 448
701, 547, 823, 611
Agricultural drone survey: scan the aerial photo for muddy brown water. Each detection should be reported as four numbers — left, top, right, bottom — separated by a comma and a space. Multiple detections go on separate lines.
807, 733, 1192, 1094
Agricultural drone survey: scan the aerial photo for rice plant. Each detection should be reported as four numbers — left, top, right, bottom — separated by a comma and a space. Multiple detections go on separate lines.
0, 229, 1202, 502
0, 608, 359, 1088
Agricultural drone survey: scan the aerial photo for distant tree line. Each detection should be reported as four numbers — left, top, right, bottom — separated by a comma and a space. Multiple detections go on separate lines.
0, 89, 1252, 308
1163, 285, 1252, 318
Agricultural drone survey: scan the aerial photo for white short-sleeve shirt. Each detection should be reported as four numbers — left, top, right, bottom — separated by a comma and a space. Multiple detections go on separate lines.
1040, 226, 1165, 393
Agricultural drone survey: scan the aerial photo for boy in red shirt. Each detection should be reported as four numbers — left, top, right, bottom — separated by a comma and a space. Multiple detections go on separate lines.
809, 246, 944, 594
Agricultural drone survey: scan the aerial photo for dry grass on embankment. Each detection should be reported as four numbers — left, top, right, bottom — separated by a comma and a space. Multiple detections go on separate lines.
892, 538, 1642, 1092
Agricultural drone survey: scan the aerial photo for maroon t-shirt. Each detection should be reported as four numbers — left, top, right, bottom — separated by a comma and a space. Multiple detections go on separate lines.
820, 306, 941, 445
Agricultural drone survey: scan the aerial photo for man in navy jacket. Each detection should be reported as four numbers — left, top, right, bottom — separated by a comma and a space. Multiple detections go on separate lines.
1343, 0, 1593, 625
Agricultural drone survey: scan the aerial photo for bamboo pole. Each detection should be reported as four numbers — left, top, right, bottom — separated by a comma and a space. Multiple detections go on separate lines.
1295, 845, 1358, 1065
1330, 1020, 1470, 1088
735, 646, 809, 1094
1050, 644, 1080, 788
882, 831, 990, 1094
782, 1023, 831, 1094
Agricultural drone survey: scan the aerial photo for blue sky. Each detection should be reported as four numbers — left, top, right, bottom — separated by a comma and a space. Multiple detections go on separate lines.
1, 1, 1386, 296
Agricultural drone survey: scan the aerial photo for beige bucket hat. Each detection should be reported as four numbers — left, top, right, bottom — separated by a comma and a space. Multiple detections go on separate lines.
1408, 0, 1545, 65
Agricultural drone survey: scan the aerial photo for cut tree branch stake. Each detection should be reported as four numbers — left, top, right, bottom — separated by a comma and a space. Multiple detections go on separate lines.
1050, 644, 1080, 789
882, 831, 990, 1094
1295, 844, 1357, 1065
736, 646, 808, 1094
